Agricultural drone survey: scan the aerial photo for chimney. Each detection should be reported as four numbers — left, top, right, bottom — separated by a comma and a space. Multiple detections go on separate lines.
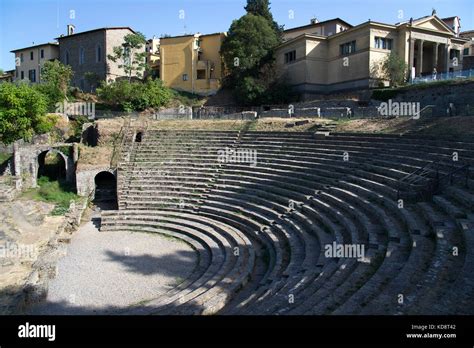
67, 24, 75, 36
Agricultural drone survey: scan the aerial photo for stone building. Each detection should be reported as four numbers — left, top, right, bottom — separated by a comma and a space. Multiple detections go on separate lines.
276, 12, 470, 98
56, 25, 138, 91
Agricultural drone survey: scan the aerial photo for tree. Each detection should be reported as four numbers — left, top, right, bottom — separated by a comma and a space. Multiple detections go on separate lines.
381, 52, 408, 87
107, 32, 148, 82
221, 9, 294, 105
245, 0, 283, 36
39, 60, 73, 106
222, 14, 280, 82
0, 83, 51, 144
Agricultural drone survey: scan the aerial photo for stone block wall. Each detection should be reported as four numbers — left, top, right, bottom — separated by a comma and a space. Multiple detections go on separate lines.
76, 167, 115, 197
13, 142, 76, 189
387, 81, 474, 116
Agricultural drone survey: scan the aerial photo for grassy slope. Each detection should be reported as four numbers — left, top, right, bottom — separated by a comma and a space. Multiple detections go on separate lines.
21, 176, 78, 215
0, 152, 12, 166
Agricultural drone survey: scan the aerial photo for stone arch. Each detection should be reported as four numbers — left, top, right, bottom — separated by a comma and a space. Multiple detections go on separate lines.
135, 131, 143, 143
37, 149, 68, 181
93, 170, 117, 209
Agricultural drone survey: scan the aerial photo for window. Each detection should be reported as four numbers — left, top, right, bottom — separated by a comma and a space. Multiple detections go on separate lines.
182, 74, 188, 81
284, 50, 296, 64
79, 47, 85, 65
197, 69, 206, 79
21, 71, 24, 79
40, 49, 44, 59
96, 45, 102, 62
450, 49, 460, 60
20, 53, 24, 62
80, 79, 85, 91
123, 46, 130, 61
30, 51, 34, 60
463, 48, 470, 56
28, 69, 36, 82
65, 50, 70, 65
340, 40, 356, 55
374, 37, 393, 50
15, 70, 18, 78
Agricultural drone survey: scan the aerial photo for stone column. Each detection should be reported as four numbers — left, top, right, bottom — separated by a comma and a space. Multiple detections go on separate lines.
434, 43, 439, 71
409, 38, 416, 72
13, 141, 21, 177
416, 39, 424, 76
445, 45, 450, 73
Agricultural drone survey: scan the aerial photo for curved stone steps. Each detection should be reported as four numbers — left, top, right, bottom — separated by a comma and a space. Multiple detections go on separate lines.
101, 211, 254, 314
107, 130, 474, 315
401, 202, 464, 314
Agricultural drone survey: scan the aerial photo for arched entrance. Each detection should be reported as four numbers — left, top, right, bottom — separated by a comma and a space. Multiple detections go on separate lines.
37, 150, 67, 181
135, 132, 143, 143
93, 171, 117, 209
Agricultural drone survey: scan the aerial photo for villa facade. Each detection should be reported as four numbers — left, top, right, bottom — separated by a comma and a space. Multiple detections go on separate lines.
276, 13, 469, 98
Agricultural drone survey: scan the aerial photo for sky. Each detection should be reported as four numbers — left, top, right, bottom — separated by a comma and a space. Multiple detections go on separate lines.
0, 0, 473, 70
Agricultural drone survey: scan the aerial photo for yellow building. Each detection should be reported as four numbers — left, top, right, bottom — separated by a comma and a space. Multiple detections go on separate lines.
145, 37, 160, 79
276, 13, 469, 99
159, 32, 226, 95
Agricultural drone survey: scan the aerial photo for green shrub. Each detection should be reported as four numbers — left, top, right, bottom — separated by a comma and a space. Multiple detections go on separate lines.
24, 176, 78, 215
0, 82, 48, 144
34, 113, 60, 134
37, 60, 74, 109
97, 79, 172, 111
170, 89, 204, 106
68, 115, 90, 142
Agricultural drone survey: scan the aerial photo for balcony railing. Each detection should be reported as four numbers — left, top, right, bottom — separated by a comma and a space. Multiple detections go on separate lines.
410, 68, 474, 84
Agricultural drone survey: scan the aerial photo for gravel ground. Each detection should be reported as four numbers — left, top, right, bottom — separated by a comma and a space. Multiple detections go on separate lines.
29, 216, 197, 315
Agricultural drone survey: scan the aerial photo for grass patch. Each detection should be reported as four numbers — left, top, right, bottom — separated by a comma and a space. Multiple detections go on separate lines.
170, 89, 206, 106
22, 176, 78, 215
0, 152, 12, 166
372, 78, 474, 101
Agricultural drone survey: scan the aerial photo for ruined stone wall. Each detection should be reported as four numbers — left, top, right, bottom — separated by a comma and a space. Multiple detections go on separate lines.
376, 81, 474, 116
13, 142, 76, 189
76, 167, 115, 197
